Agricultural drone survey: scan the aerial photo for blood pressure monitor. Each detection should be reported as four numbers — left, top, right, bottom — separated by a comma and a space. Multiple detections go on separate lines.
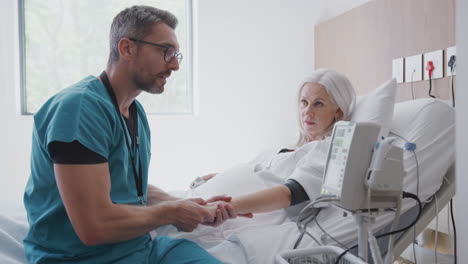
321, 121, 380, 211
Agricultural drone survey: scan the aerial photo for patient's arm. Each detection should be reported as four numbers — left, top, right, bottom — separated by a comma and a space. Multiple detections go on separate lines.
205, 185, 292, 216
230, 185, 292, 214
54, 163, 215, 246
146, 183, 239, 226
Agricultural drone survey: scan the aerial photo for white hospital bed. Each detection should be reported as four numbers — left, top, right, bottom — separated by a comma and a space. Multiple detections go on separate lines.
0, 98, 455, 264
274, 97, 456, 263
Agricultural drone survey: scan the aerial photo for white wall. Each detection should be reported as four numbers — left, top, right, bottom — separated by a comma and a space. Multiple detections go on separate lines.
455, 0, 467, 262
0, 0, 368, 213
0, 0, 34, 213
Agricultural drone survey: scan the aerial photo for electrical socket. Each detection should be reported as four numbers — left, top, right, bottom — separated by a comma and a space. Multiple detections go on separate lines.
446, 46, 456, 76
423, 50, 443, 80
392, 58, 404, 83
405, 54, 422, 82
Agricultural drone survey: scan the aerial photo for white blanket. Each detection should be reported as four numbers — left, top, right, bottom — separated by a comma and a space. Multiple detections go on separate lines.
157, 160, 403, 264
0, 214, 28, 264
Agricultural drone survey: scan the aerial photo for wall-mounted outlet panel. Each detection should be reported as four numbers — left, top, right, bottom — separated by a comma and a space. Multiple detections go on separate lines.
446, 46, 456, 76
423, 50, 443, 80
392, 58, 404, 83
405, 54, 422, 82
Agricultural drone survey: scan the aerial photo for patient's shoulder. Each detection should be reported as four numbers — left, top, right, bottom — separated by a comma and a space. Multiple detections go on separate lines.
300, 138, 331, 152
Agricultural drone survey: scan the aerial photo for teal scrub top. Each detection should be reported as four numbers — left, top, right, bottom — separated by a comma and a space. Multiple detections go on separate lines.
23, 76, 153, 263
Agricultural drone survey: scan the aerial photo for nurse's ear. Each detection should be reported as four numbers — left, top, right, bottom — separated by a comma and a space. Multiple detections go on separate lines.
118, 37, 138, 62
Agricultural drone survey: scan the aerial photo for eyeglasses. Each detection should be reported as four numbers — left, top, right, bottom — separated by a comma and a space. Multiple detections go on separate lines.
129, 38, 183, 63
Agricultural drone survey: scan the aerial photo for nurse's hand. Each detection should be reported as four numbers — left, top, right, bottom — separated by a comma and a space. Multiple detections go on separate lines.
167, 199, 214, 232
201, 200, 254, 227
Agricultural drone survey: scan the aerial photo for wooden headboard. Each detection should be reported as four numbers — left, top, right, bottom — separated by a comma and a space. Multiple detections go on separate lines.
315, 0, 455, 101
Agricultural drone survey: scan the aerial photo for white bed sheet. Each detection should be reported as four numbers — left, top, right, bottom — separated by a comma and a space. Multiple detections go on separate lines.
0, 213, 28, 264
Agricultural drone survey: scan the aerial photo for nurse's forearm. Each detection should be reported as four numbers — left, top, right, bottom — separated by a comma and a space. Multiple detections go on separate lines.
91, 200, 212, 245
87, 202, 172, 245
54, 164, 212, 247
231, 185, 292, 214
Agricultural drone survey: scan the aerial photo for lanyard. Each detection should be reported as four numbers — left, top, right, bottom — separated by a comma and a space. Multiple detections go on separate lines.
100, 71, 145, 205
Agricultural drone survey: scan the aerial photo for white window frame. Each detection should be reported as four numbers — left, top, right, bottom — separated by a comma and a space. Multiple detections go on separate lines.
18, 0, 194, 116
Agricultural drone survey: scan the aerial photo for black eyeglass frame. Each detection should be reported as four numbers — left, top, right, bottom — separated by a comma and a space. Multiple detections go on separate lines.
129, 38, 183, 63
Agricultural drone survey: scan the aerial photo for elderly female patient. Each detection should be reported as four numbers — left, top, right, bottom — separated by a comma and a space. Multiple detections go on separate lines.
204, 68, 355, 216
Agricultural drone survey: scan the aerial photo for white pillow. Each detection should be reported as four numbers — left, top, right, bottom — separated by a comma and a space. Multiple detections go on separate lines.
350, 78, 397, 138
390, 98, 455, 202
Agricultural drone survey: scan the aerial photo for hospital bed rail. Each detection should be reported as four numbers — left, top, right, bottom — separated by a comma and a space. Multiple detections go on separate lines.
391, 164, 455, 257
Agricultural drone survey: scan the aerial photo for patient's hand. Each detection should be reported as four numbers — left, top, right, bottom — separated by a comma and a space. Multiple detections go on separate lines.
201, 198, 253, 227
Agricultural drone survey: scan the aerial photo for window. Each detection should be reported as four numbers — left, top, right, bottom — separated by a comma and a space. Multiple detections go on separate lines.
19, 0, 193, 115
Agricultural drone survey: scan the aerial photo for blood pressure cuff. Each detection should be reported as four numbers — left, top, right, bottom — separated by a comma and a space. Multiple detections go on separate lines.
284, 179, 309, 206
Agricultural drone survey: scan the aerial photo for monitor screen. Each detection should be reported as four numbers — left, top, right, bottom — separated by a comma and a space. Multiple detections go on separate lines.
323, 124, 354, 194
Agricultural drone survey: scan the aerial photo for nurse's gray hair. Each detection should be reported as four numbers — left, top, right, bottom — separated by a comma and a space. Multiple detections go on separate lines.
296, 69, 356, 147
108, 5, 178, 65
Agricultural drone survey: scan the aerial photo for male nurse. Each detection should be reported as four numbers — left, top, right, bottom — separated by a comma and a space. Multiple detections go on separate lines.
24, 5, 238, 264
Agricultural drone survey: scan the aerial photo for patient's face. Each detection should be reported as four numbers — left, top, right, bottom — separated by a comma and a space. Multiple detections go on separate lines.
299, 82, 342, 141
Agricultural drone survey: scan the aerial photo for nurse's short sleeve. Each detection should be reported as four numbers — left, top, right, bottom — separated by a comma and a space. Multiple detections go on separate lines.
287, 139, 331, 201
41, 92, 116, 160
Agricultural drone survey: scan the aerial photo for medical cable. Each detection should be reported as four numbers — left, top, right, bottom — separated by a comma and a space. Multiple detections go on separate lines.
426, 61, 435, 98
390, 133, 420, 255
450, 199, 457, 264
445, 186, 452, 259
442, 175, 456, 264
293, 206, 322, 249
411, 69, 416, 100
411, 146, 419, 264
313, 217, 358, 264
434, 194, 439, 264
334, 191, 422, 264
386, 132, 420, 263
390, 133, 419, 197
428, 75, 435, 98
448, 55, 456, 107
293, 196, 339, 249
447, 197, 451, 242
391, 132, 420, 253
290, 205, 322, 263
377, 192, 422, 242
450, 72, 455, 107
314, 218, 348, 249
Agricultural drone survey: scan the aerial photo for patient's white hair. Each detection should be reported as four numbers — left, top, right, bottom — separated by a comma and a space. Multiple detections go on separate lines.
296, 69, 356, 147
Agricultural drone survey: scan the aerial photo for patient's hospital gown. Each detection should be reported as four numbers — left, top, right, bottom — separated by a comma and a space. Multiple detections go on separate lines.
250, 137, 330, 202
